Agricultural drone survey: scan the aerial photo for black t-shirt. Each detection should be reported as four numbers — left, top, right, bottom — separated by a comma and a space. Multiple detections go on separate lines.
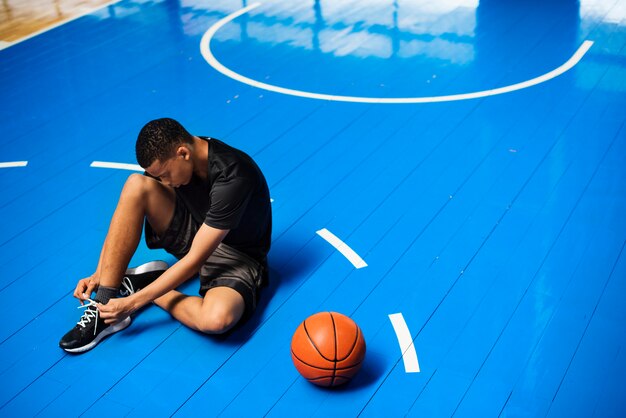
175, 137, 272, 264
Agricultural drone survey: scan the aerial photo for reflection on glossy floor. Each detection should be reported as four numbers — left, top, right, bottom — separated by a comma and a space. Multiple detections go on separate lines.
1, 0, 625, 416
0, 0, 117, 43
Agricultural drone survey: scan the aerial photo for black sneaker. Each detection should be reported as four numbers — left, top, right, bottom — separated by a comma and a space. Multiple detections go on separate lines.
119, 260, 168, 297
59, 300, 131, 353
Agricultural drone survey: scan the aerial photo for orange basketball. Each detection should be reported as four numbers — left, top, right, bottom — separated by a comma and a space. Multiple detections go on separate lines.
291, 312, 366, 387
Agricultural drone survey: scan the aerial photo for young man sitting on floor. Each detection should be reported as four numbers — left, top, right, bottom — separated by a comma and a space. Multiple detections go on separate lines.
59, 118, 272, 353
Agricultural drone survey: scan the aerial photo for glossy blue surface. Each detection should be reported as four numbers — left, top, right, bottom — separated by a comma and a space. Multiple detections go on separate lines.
1, 0, 625, 416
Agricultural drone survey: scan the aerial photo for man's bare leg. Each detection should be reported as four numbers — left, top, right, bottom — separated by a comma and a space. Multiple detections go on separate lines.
59, 174, 177, 352
85, 173, 245, 335
154, 287, 245, 334
96, 174, 176, 289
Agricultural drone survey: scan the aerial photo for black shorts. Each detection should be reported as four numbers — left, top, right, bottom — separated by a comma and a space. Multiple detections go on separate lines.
144, 195, 264, 317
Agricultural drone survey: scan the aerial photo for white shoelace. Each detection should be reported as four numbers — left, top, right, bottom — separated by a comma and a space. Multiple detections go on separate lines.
119, 277, 135, 297
77, 299, 99, 335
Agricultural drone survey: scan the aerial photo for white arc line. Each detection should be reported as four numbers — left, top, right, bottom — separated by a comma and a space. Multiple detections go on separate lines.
90, 161, 143, 171
200, 3, 594, 104
388, 313, 420, 373
316, 228, 368, 269
0, 161, 28, 168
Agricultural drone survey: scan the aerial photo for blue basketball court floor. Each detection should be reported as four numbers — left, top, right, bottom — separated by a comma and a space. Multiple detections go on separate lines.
1, 0, 625, 416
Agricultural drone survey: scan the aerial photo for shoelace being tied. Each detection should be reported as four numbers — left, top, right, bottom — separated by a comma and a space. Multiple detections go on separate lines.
76, 279, 135, 335
77, 299, 100, 335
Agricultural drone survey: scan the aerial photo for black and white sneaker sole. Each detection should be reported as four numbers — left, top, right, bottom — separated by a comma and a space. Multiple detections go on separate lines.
62, 316, 132, 354
125, 260, 169, 275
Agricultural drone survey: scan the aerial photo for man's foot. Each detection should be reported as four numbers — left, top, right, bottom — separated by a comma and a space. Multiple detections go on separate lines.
59, 261, 167, 353
59, 300, 131, 353
119, 260, 169, 297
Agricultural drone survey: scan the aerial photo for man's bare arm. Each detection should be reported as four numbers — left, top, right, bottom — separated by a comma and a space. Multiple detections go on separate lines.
98, 224, 229, 323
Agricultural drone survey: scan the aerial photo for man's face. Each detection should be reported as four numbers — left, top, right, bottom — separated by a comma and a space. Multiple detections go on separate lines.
145, 149, 193, 188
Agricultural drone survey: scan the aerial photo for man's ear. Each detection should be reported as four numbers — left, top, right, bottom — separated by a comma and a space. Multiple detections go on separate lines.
177, 145, 191, 160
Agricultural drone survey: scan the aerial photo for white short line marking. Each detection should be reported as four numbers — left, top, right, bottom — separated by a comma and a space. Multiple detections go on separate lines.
200, 3, 593, 104
0, 161, 28, 168
388, 313, 420, 373
0, 0, 122, 51
90, 161, 143, 171
316, 228, 368, 269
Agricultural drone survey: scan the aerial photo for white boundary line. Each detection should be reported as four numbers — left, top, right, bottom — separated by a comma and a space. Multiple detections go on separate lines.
0, 0, 122, 51
0, 161, 28, 168
388, 313, 420, 373
200, 3, 593, 104
316, 228, 368, 269
90, 161, 143, 171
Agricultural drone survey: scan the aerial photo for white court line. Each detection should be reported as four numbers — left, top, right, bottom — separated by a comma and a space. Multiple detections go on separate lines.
0, 0, 122, 51
0, 161, 28, 168
200, 3, 593, 104
388, 313, 420, 373
90, 161, 143, 171
316, 228, 368, 269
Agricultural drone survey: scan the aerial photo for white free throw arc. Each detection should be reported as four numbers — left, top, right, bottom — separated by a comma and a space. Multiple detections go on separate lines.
389, 313, 420, 373
200, 3, 594, 104
316, 228, 368, 269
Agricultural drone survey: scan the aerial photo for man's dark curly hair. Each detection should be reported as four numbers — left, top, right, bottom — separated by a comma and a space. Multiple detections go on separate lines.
136, 118, 194, 168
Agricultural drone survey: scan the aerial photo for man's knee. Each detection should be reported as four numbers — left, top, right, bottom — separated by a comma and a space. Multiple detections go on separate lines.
196, 287, 245, 335
196, 309, 238, 334
121, 174, 175, 235
122, 173, 152, 199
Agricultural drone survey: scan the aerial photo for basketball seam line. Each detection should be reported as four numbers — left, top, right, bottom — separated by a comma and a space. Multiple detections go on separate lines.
330, 312, 337, 387
338, 321, 360, 362
291, 349, 364, 371
309, 376, 350, 382
303, 316, 335, 363
332, 315, 361, 362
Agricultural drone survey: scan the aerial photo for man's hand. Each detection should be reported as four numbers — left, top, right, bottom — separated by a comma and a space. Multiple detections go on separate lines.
98, 297, 138, 325
73, 274, 99, 304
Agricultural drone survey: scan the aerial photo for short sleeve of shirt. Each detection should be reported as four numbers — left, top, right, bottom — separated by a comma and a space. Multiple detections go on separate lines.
204, 176, 254, 230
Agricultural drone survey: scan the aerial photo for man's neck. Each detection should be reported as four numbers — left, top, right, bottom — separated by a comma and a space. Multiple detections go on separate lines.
191, 136, 209, 180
